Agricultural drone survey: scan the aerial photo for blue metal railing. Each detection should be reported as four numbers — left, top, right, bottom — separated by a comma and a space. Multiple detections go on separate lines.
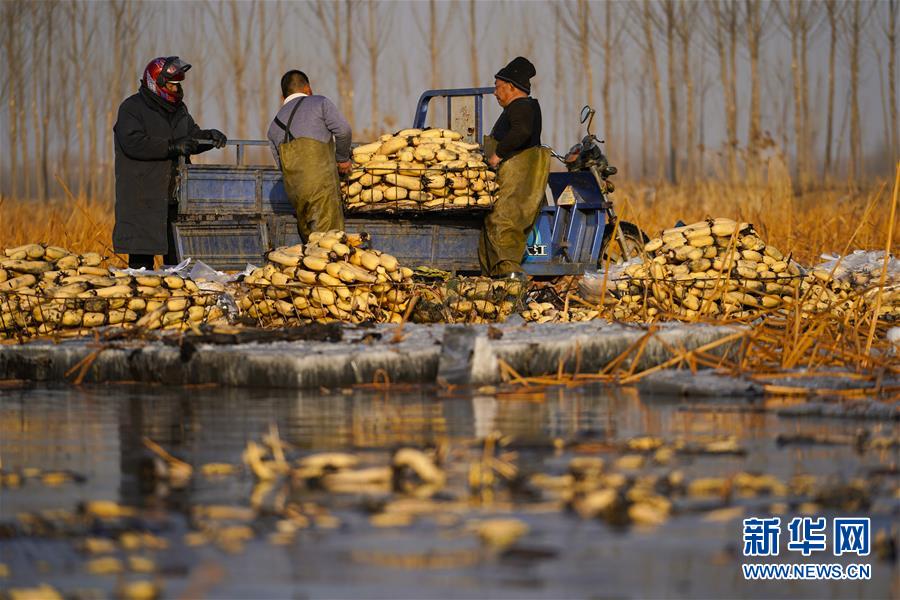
412, 87, 495, 144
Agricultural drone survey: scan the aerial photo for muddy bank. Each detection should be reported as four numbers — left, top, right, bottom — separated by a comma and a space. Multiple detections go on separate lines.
0, 321, 743, 389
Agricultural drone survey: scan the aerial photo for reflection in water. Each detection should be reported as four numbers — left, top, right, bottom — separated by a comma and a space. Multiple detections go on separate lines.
0, 383, 896, 599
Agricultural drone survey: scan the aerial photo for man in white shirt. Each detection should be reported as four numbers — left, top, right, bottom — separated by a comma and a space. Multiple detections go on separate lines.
267, 70, 352, 240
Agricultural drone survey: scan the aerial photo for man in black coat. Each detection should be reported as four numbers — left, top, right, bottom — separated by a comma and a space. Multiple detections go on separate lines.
113, 56, 226, 269
478, 57, 551, 278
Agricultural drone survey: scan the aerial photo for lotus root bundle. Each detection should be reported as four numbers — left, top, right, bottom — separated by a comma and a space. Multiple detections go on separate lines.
600, 218, 805, 321
341, 128, 498, 213
0, 244, 227, 339
236, 230, 415, 325
526, 218, 900, 324
411, 277, 525, 324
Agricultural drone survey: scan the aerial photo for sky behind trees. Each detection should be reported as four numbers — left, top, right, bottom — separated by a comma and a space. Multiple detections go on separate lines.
1, 0, 897, 201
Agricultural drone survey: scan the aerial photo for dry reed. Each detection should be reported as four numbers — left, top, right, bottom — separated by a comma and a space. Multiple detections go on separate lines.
3, 179, 892, 268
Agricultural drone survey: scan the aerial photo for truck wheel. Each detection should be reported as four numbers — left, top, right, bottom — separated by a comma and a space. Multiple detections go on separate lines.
600, 221, 648, 265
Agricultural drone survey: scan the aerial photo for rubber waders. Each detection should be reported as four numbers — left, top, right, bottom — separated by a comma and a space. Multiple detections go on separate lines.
478, 145, 551, 276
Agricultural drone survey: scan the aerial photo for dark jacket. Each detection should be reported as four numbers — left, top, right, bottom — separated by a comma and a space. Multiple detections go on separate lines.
113, 86, 208, 255
490, 97, 542, 159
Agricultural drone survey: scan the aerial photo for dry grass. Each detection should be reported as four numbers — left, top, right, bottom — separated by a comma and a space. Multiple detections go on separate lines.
0, 179, 895, 269
0, 195, 122, 266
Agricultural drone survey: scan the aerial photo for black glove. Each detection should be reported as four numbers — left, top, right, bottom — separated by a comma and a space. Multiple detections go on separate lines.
204, 129, 227, 149
168, 136, 199, 157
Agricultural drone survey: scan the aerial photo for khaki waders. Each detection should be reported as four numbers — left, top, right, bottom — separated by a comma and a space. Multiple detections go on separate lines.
478, 145, 551, 276
277, 97, 344, 241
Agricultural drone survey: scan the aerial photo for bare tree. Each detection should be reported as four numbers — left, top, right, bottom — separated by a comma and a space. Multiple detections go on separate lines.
641, 0, 666, 181
675, 1, 699, 181
105, 0, 140, 199
415, 0, 453, 91
1, 1, 26, 197
66, 1, 99, 198
744, 0, 772, 163
28, 2, 46, 200
257, 1, 273, 138
707, 1, 740, 181
559, 0, 595, 108
823, 0, 842, 175
883, 0, 899, 160
179, 4, 209, 128
778, 0, 817, 189
82, 3, 100, 198
553, 4, 563, 150
362, 0, 392, 135
208, 0, 256, 139
516, 8, 537, 59
312, 0, 355, 126
620, 52, 630, 177
598, 2, 625, 169
41, 1, 57, 199
639, 58, 650, 179
469, 0, 479, 88
662, 0, 678, 182
873, 31, 892, 165
697, 57, 714, 179
467, 0, 493, 88
844, 1, 873, 182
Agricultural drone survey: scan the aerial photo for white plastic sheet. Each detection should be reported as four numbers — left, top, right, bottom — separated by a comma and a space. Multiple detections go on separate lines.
578, 257, 642, 303
815, 250, 899, 286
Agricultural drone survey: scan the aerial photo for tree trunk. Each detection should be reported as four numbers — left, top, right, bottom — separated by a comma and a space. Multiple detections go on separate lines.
746, 0, 762, 162
580, 0, 594, 108
1, 2, 22, 197
875, 42, 891, 166
621, 55, 630, 177
679, 12, 695, 182
848, 1, 862, 183
29, 3, 43, 200
106, 0, 138, 199
430, 0, 439, 90
72, 2, 85, 198
789, 0, 805, 188
258, 0, 269, 138
824, 0, 838, 175
343, 0, 354, 127
210, 0, 257, 139
643, 0, 666, 181
800, 9, 811, 189
313, 0, 354, 127
41, 1, 54, 199
640, 67, 649, 179
188, 4, 205, 125
602, 2, 614, 163
77, 3, 97, 197
367, 0, 381, 134
727, 4, 738, 180
553, 5, 562, 151
469, 0, 479, 87
664, 0, 678, 183
889, 0, 898, 160
712, 2, 739, 181
699, 79, 707, 179
232, 1, 247, 139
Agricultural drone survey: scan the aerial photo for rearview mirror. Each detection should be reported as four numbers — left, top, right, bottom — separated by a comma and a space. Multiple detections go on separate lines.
580, 105, 593, 124
580, 105, 595, 136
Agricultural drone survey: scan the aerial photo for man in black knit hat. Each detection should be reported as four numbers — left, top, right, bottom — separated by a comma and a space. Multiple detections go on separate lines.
479, 56, 551, 278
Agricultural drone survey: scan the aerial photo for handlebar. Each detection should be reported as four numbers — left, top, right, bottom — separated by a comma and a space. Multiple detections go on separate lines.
544, 145, 568, 163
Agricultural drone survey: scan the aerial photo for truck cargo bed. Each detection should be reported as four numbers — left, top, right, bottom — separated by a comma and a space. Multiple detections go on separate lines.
175, 139, 608, 275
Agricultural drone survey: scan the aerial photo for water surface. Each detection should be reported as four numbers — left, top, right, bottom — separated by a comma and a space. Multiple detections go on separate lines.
1, 383, 896, 599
